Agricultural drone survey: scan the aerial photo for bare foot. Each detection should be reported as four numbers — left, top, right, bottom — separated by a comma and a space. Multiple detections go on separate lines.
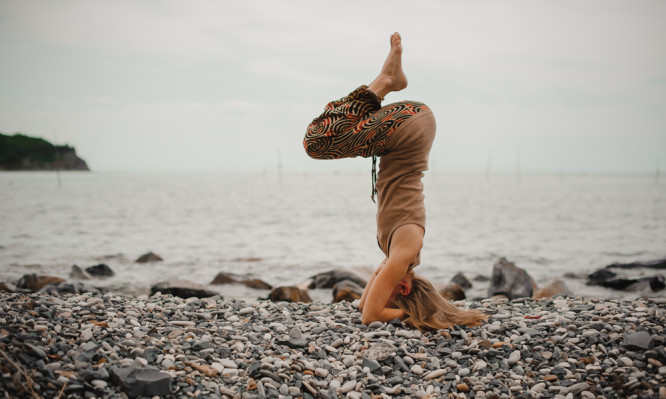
368, 32, 408, 100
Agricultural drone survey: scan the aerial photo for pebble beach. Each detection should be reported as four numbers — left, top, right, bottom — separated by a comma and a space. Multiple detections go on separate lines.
1, 292, 665, 399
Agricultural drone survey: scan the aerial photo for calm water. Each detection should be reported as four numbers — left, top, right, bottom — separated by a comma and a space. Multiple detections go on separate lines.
1, 171, 665, 301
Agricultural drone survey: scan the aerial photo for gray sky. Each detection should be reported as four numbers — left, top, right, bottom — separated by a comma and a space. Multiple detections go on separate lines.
1, 0, 665, 173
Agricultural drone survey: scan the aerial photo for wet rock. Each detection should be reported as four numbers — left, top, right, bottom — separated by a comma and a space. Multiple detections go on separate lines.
451, 273, 472, 289
332, 279, 364, 302
308, 270, 366, 289
439, 283, 466, 301
85, 264, 115, 278
269, 286, 312, 303
110, 366, 172, 397
150, 280, 217, 299
135, 252, 163, 263
17, 274, 65, 292
487, 258, 534, 299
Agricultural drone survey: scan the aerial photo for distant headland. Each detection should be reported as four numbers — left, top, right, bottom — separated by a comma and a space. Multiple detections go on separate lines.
0, 132, 89, 171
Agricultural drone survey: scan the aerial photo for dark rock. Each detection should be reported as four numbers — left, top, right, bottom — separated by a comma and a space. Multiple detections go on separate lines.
451, 273, 472, 289
269, 286, 312, 303
210, 272, 237, 285
69, 265, 92, 280
332, 279, 364, 302
85, 264, 115, 277
308, 270, 366, 289
587, 268, 617, 284
473, 274, 490, 282
17, 274, 65, 292
589, 274, 665, 292
110, 366, 172, 397
150, 280, 217, 299
623, 331, 654, 351
439, 283, 466, 301
606, 258, 666, 270
242, 279, 272, 290
135, 252, 163, 263
487, 258, 534, 299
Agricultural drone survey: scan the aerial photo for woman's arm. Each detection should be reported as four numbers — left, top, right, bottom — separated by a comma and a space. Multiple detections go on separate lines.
359, 258, 387, 311
360, 225, 423, 325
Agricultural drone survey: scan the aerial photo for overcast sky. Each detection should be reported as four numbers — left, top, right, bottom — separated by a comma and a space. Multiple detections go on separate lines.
1, 0, 664, 173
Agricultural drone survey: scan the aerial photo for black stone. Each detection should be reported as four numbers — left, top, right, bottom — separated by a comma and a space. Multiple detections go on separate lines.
86, 264, 115, 277
110, 366, 172, 397
451, 273, 472, 289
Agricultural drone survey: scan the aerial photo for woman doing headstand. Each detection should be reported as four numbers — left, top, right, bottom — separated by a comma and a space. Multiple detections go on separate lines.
304, 33, 486, 330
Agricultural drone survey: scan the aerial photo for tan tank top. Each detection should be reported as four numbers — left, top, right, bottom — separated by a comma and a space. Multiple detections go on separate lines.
375, 108, 436, 267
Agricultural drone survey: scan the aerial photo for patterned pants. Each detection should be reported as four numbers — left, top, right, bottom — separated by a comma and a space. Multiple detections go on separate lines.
304, 86, 429, 160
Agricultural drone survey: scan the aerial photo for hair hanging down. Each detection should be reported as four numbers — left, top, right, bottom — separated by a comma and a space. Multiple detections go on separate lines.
393, 274, 487, 331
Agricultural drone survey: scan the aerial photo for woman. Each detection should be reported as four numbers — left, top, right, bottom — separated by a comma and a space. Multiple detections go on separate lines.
304, 33, 486, 330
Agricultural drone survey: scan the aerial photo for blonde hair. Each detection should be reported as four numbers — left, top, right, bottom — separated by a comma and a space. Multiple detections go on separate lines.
393, 274, 487, 331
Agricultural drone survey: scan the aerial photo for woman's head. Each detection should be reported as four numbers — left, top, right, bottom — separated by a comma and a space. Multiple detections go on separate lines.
392, 274, 487, 331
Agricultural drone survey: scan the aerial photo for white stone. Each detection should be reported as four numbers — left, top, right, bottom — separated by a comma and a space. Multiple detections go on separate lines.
508, 350, 521, 366
411, 364, 424, 375
91, 379, 107, 389
211, 362, 224, 373
339, 380, 356, 394
80, 328, 93, 341
618, 356, 633, 367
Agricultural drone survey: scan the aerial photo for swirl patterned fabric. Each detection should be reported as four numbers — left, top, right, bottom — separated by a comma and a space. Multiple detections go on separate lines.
304, 85, 429, 160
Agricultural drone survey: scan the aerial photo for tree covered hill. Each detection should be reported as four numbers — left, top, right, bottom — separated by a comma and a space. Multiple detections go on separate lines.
0, 132, 89, 171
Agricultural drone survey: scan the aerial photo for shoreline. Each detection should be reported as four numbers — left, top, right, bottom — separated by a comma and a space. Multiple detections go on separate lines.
1, 292, 665, 398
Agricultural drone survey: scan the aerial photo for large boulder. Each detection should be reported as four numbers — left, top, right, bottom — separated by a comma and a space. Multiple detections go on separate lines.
308, 270, 366, 289
135, 252, 163, 263
17, 274, 65, 292
487, 258, 535, 300
332, 280, 364, 303
269, 286, 312, 303
150, 280, 217, 299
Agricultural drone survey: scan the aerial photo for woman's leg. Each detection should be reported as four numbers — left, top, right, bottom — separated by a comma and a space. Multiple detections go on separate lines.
368, 32, 408, 100
303, 33, 420, 161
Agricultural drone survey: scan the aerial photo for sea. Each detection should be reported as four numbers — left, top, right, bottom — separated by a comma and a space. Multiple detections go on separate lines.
1, 171, 665, 302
